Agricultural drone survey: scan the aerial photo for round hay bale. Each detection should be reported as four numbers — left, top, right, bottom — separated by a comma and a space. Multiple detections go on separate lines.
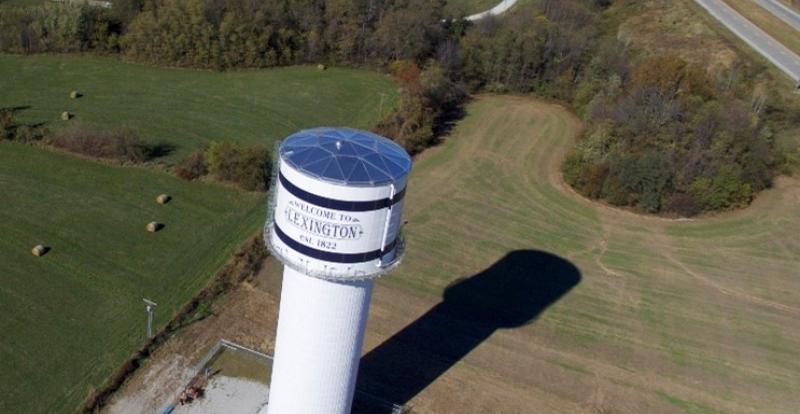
317, 64, 327, 71
61, 111, 72, 121
146, 222, 163, 233
69, 90, 81, 99
156, 194, 171, 205
31, 244, 49, 257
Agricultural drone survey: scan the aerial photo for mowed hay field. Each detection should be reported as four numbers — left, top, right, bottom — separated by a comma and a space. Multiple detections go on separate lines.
0, 55, 397, 161
0, 142, 266, 413
358, 95, 800, 413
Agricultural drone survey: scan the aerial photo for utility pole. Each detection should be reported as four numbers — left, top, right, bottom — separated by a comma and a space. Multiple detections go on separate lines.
143, 298, 157, 338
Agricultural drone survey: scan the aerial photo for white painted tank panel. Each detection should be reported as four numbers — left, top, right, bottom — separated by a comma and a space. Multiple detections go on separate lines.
268, 158, 406, 280
264, 267, 373, 414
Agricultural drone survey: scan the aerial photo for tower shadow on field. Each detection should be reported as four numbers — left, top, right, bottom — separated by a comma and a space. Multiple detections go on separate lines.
355, 250, 581, 412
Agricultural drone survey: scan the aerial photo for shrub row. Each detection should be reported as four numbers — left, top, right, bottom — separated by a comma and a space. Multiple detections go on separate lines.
47, 123, 164, 163
5, 110, 271, 191
1, 107, 47, 142
175, 141, 271, 192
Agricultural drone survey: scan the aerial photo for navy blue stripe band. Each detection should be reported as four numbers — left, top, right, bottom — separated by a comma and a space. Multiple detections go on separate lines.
274, 223, 397, 264
279, 172, 405, 212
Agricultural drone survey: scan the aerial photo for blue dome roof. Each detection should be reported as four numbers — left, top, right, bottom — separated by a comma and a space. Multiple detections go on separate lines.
279, 127, 412, 186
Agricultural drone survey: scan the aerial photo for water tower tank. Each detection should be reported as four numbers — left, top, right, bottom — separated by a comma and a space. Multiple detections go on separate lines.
263, 127, 412, 414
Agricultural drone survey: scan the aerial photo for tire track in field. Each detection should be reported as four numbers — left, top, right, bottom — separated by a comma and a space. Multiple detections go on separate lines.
661, 245, 800, 315
529, 93, 800, 316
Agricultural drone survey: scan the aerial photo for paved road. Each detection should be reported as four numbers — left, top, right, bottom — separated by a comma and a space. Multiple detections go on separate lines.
756, 0, 800, 31
465, 0, 519, 21
695, 0, 800, 85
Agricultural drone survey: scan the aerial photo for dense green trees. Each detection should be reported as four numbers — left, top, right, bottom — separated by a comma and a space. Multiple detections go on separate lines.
457, 2, 598, 99
122, 0, 306, 68
0, 3, 124, 53
564, 54, 777, 215
118, 0, 449, 69
374, 60, 465, 154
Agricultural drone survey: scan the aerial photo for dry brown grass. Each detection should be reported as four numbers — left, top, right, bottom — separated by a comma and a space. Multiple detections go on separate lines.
618, 0, 740, 72
724, 0, 800, 55
781, 0, 800, 12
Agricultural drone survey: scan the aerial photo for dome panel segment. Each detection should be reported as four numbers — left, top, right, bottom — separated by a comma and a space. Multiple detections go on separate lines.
280, 127, 412, 186
335, 156, 360, 179
348, 161, 372, 184
321, 158, 347, 181
295, 147, 331, 167
298, 157, 333, 178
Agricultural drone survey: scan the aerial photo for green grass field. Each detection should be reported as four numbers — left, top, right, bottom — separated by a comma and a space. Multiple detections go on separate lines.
0, 55, 397, 162
0, 143, 265, 413
362, 96, 800, 413
0, 55, 396, 413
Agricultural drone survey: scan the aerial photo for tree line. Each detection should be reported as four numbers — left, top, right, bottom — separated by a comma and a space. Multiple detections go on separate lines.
564, 54, 780, 215
0, 0, 791, 214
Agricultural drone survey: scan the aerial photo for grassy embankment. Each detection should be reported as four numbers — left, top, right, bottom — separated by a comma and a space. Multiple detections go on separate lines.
723, 0, 800, 55
779, 0, 800, 13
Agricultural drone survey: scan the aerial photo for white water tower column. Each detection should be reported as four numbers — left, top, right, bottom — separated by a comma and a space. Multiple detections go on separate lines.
267, 269, 372, 413
262, 127, 412, 414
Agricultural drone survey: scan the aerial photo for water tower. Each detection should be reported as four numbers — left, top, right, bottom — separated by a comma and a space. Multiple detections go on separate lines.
263, 127, 412, 414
